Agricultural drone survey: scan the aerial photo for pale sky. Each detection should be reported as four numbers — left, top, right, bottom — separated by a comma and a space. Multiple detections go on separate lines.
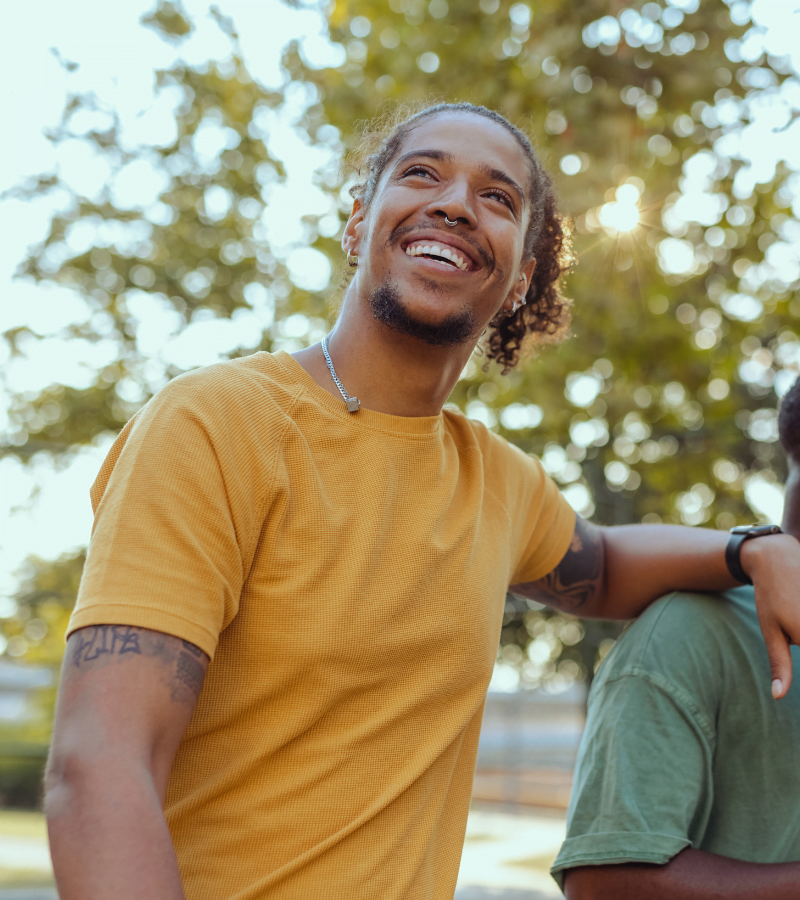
0, 0, 334, 597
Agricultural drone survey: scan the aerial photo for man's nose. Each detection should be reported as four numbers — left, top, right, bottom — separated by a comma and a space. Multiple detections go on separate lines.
426, 179, 476, 228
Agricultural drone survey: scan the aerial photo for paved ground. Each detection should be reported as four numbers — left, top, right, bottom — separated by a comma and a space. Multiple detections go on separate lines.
455, 807, 564, 898
0, 892, 57, 899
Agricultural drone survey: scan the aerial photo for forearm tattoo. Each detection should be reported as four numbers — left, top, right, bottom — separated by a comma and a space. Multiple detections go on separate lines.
70, 625, 208, 704
512, 516, 606, 614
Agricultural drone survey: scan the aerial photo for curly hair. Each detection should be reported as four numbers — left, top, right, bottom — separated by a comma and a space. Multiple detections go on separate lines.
779, 375, 800, 459
345, 101, 573, 371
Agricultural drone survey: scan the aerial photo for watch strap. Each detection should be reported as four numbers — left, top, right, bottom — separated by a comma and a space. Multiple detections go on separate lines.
725, 524, 782, 585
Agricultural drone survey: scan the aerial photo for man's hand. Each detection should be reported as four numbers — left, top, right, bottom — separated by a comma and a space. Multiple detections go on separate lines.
512, 517, 800, 697
741, 533, 800, 698
46, 625, 209, 900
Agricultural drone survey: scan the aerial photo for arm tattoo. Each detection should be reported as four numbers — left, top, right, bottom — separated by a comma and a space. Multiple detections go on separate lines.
512, 516, 606, 614
73, 625, 142, 664
175, 643, 206, 700
70, 625, 209, 704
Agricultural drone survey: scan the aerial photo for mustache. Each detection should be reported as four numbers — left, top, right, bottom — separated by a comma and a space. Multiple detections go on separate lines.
385, 223, 494, 272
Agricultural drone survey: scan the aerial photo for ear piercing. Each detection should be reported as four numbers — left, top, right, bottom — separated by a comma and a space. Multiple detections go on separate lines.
508, 276, 528, 315
347, 250, 358, 268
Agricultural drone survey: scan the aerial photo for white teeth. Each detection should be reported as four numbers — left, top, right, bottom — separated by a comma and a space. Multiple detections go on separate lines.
404, 241, 469, 271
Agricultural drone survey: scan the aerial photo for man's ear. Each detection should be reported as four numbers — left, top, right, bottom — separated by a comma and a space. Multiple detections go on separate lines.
514, 257, 537, 302
342, 199, 364, 255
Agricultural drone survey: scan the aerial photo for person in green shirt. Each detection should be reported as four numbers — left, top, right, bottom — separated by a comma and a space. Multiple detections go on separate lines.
552, 378, 800, 899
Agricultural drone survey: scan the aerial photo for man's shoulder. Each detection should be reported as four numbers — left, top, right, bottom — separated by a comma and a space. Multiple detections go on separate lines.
442, 409, 544, 473
146, 352, 298, 425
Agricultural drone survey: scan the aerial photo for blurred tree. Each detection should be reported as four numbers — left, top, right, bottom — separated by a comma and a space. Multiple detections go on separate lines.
2, 551, 85, 670
2, 0, 799, 690
0, 552, 83, 807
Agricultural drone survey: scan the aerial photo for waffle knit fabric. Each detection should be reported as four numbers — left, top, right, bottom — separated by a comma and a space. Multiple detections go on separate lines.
69, 350, 575, 900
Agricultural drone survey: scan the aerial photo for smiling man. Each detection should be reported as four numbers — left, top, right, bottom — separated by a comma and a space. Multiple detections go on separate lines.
45, 103, 800, 900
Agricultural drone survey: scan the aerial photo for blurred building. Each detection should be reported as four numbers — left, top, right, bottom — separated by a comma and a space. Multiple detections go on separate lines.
0, 663, 53, 725
0, 661, 54, 809
473, 685, 586, 810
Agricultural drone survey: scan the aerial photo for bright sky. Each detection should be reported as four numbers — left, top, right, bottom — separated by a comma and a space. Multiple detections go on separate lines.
1, 0, 799, 602
0, 0, 334, 597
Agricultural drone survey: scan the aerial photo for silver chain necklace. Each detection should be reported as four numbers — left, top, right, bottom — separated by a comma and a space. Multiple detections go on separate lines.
321, 334, 360, 413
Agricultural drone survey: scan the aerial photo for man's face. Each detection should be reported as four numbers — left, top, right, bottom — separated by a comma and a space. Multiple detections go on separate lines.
343, 112, 534, 344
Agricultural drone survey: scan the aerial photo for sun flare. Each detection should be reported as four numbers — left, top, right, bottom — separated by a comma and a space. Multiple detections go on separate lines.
598, 183, 641, 234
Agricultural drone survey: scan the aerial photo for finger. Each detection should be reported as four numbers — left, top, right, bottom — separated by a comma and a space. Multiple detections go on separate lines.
761, 619, 793, 699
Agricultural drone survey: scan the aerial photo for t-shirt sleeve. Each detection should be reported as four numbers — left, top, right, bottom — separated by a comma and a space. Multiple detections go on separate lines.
506, 448, 575, 585
68, 372, 268, 658
550, 669, 715, 890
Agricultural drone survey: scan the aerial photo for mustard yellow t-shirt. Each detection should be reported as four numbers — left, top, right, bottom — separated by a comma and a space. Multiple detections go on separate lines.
69, 351, 574, 900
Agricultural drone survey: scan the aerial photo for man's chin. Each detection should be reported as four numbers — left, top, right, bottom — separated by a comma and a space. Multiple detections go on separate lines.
370, 280, 477, 347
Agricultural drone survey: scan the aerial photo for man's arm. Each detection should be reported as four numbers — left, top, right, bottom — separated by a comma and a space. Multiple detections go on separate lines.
511, 517, 800, 696
45, 625, 209, 900
565, 849, 800, 900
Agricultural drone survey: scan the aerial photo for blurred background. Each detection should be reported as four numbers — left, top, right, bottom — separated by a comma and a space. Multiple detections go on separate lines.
1, 0, 799, 895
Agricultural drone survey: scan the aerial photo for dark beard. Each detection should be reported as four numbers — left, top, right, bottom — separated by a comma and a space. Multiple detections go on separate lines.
369, 280, 477, 347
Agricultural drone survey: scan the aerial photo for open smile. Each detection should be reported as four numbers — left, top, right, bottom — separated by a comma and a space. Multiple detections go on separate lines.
400, 232, 481, 273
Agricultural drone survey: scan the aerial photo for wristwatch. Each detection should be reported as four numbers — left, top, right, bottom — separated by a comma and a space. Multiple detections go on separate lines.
725, 524, 783, 585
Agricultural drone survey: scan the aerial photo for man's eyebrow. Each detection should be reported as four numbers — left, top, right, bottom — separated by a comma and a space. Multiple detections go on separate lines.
394, 148, 455, 167
480, 164, 525, 207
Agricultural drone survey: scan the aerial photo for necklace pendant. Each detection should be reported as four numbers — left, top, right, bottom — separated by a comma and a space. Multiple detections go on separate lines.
346, 397, 360, 413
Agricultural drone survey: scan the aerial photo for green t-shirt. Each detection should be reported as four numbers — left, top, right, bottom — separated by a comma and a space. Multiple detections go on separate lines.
551, 587, 800, 890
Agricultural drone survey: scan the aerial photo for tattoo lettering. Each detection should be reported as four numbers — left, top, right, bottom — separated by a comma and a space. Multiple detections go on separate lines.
513, 516, 605, 613
73, 626, 142, 666
68, 625, 209, 705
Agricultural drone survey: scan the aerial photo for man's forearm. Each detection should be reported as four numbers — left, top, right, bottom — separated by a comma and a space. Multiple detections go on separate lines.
513, 517, 800, 694
565, 848, 800, 900
600, 524, 738, 619
46, 759, 186, 900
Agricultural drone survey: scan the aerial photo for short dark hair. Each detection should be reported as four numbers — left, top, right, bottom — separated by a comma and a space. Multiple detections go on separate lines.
346, 101, 572, 372
779, 376, 800, 459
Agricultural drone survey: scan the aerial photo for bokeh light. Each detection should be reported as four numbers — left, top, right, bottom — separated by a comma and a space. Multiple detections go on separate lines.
598, 183, 641, 234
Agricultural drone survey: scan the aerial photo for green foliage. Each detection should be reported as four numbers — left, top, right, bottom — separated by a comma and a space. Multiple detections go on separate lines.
141, 0, 195, 44
3, 550, 85, 669
2, 0, 798, 689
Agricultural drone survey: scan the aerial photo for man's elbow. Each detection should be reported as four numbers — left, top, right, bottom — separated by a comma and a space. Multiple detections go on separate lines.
44, 740, 146, 823
44, 741, 98, 822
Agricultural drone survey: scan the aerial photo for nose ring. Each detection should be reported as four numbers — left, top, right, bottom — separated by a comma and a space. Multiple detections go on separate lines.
444, 216, 458, 226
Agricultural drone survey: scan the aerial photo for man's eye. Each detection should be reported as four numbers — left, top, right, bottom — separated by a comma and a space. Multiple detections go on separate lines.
486, 190, 513, 208
403, 165, 434, 178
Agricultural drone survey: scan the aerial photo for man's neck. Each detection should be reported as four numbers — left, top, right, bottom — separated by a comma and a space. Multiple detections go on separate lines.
292, 292, 475, 418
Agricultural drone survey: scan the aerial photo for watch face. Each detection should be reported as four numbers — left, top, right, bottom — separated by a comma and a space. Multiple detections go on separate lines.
730, 525, 759, 534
